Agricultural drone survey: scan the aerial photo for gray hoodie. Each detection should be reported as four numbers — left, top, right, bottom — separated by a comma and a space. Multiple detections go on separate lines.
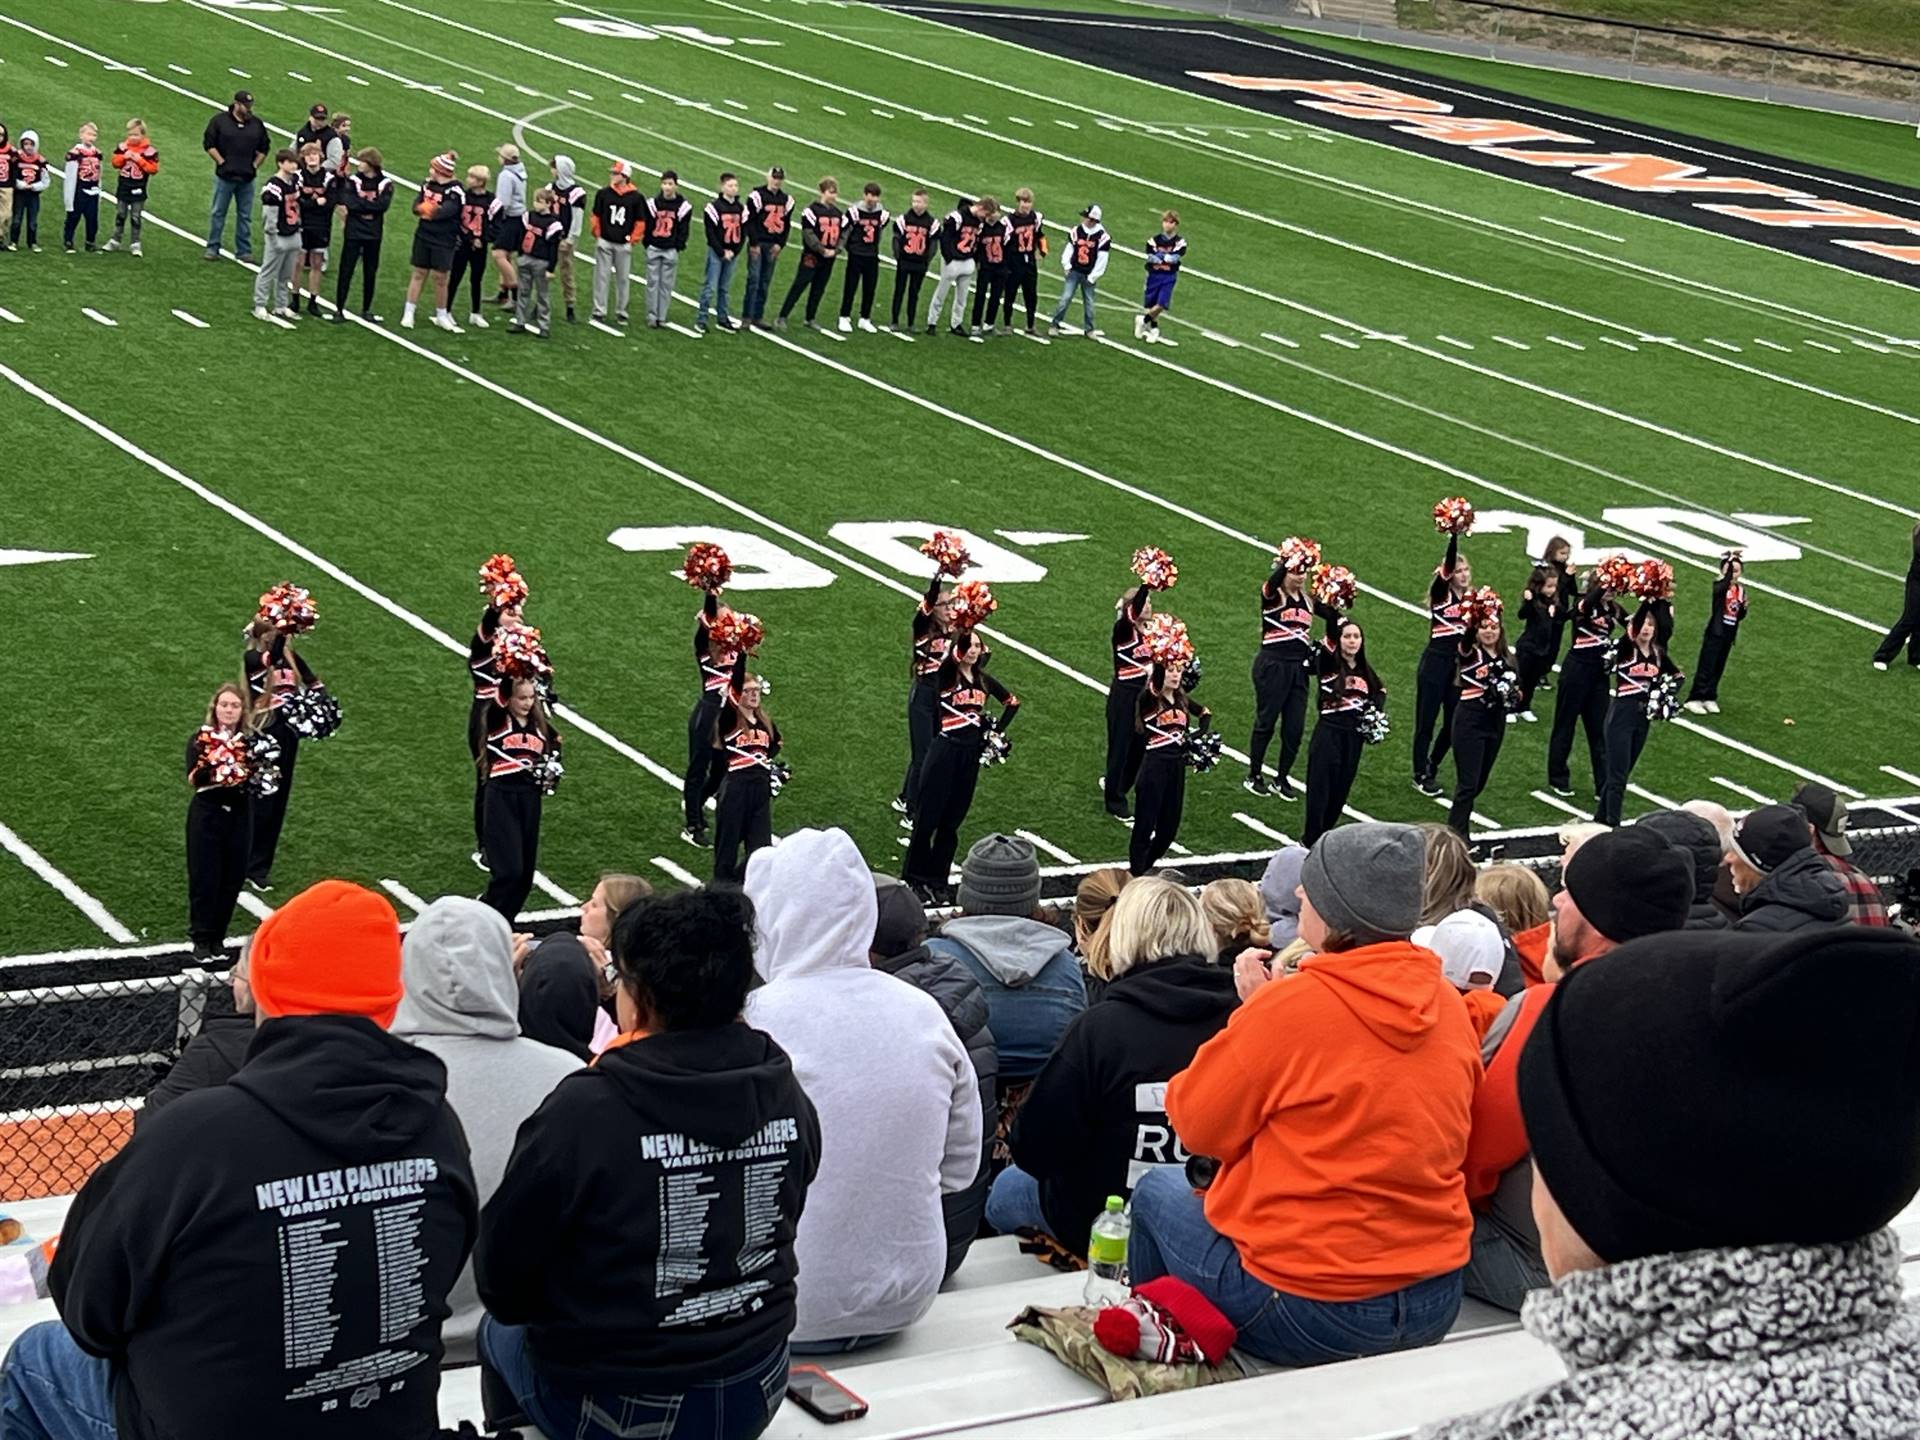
495, 157, 528, 220
392, 896, 579, 1362
552, 154, 584, 240
926, 915, 1084, 1082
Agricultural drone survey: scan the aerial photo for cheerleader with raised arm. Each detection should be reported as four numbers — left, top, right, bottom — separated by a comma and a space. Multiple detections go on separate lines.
1413, 500, 1474, 797
1447, 589, 1518, 839
1597, 565, 1681, 827
1513, 563, 1570, 724
904, 592, 1019, 904
1538, 535, 1576, 691
1302, 603, 1385, 847
479, 629, 563, 923
1871, 522, 1920, 671
1546, 560, 1628, 801
470, 555, 530, 871
1684, 551, 1746, 714
899, 532, 968, 823
712, 640, 780, 884
186, 684, 260, 959
1104, 547, 1176, 821
1130, 628, 1212, 876
239, 600, 313, 894
1246, 536, 1321, 800
680, 543, 737, 850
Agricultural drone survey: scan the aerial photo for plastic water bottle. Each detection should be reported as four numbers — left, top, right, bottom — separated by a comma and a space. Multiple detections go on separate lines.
1083, 1195, 1131, 1305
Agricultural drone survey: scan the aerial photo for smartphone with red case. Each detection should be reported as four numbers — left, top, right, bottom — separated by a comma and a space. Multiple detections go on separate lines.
786, 1364, 869, 1423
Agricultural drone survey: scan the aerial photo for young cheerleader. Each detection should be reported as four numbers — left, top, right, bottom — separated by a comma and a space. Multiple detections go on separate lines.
242, 614, 318, 892
185, 683, 256, 959
480, 671, 562, 923
1302, 618, 1385, 847
1448, 597, 1516, 838
1685, 552, 1747, 714
1104, 584, 1153, 820
712, 653, 782, 884
1413, 525, 1472, 796
682, 587, 739, 849
1538, 535, 1576, 690
1130, 660, 1211, 876
468, 559, 532, 869
904, 628, 1020, 903
1546, 569, 1626, 800
1596, 604, 1683, 827
1246, 546, 1319, 800
897, 568, 954, 822
1514, 564, 1570, 723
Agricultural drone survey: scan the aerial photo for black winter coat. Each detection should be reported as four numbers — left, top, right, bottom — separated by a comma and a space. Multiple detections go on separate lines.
136, 1013, 254, 1127
1735, 848, 1848, 933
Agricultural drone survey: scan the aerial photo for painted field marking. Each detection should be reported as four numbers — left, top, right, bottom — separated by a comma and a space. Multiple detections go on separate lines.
1435, 334, 1473, 350
1597, 335, 1637, 351
588, 318, 625, 338
775, 101, 797, 112
664, 321, 701, 337
1429, 793, 1502, 830
1671, 716, 1861, 797
1319, 332, 1359, 350
1258, 332, 1299, 349
1537, 215, 1624, 243
532, 872, 582, 907
1626, 781, 1679, 810
1054, 119, 1078, 129
1544, 335, 1584, 351
234, 891, 275, 921
0, 819, 137, 942
347, 73, 370, 86
1884, 766, 1920, 790
1703, 338, 1742, 352
870, 107, 892, 118
1232, 812, 1290, 844
569, 87, 594, 99
1167, 841, 1193, 856
1712, 775, 1776, 806
1531, 790, 1591, 822
379, 879, 428, 915
1491, 335, 1530, 350
1008, 115, 1032, 126
1016, 830, 1080, 865
1199, 330, 1235, 348
651, 856, 703, 887
167, 63, 191, 74
1754, 338, 1793, 353
1853, 338, 1894, 354
458, 79, 483, 93
0, 309, 21, 325
288, 69, 311, 81
822, 103, 846, 115
170, 309, 210, 329
1806, 340, 1842, 353
261, 312, 297, 331
81, 308, 116, 328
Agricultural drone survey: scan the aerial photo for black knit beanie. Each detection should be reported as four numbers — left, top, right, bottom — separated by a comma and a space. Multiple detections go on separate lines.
1561, 827, 1692, 943
1520, 926, 1920, 1265
1633, 809, 1722, 903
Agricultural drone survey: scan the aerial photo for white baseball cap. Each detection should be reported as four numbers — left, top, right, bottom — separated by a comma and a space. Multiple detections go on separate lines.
1413, 909, 1503, 992
1081, 203, 1102, 222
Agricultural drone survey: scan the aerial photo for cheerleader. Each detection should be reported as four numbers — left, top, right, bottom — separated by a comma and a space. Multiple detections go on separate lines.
712, 653, 782, 884
1412, 530, 1470, 796
904, 629, 1020, 902
1546, 572, 1624, 800
1246, 553, 1317, 800
479, 672, 562, 922
1539, 535, 1576, 688
186, 684, 256, 959
241, 618, 317, 892
1131, 662, 1210, 876
1447, 602, 1513, 838
896, 570, 952, 822
1596, 605, 1681, 827
1103, 585, 1152, 820
682, 588, 736, 849
1302, 618, 1384, 847
1871, 521, 1920, 671
1513, 564, 1570, 723
467, 597, 517, 869
1684, 553, 1746, 714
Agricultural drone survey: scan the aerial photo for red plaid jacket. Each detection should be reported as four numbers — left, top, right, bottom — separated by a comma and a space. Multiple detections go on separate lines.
1818, 843, 1889, 927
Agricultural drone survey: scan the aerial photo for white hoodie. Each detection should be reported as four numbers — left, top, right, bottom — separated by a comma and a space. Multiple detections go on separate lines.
744, 828, 982, 1343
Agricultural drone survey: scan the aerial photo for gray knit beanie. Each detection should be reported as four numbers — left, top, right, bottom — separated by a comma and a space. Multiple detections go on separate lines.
1299, 823, 1425, 944
958, 833, 1042, 916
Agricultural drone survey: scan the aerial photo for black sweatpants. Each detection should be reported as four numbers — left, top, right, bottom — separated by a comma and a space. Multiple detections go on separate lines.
336, 234, 382, 313
1595, 701, 1651, 828
1874, 574, 1920, 665
900, 681, 938, 814
1302, 720, 1363, 846
1005, 265, 1038, 328
246, 720, 299, 886
1129, 755, 1186, 876
890, 266, 928, 327
779, 257, 835, 321
1687, 624, 1737, 702
450, 241, 488, 315
684, 694, 724, 830
1104, 680, 1145, 811
1515, 645, 1554, 714
1248, 649, 1310, 785
904, 735, 982, 891
63, 191, 99, 248
971, 266, 1008, 330
480, 782, 541, 922
1411, 645, 1458, 783
1448, 702, 1505, 837
468, 699, 492, 856
1547, 653, 1609, 796
840, 252, 879, 319
187, 789, 252, 954
713, 770, 773, 884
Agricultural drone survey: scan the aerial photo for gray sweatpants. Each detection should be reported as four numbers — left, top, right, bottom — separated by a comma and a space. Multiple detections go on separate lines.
251, 230, 302, 312
927, 257, 975, 330
592, 239, 633, 320
644, 248, 679, 326
514, 256, 551, 333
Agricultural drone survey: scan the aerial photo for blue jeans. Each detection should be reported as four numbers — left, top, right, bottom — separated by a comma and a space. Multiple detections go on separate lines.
1128, 1168, 1464, 1367
742, 242, 781, 322
207, 175, 255, 258
479, 1315, 787, 1440
0, 1323, 117, 1440
1050, 271, 1097, 331
1461, 1209, 1548, 1314
985, 1164, 1050, 1237
698, 249, 739, 327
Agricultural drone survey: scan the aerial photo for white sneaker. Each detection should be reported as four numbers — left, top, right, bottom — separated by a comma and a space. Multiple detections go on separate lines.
274, 307, 298, 320
130, 242, 142, 257
1133, 314, 1147, 339
400, 312, 416, 329
103, 238, 120, 252
857, 317, 877, 333
1504, 711, 1519, 725
1144, 328, 1160, 344
1874, 660, 1889, 671
1683, 700, 1706, 715
468, 312, 489, 329
252, 305, 271, 321
837, 316, 853, 333
431, 313, 464, 334
1521, 709, 1539, 723
1705, 700, 1721, 714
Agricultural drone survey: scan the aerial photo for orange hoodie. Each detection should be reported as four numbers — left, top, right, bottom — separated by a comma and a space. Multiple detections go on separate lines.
1513, 920, 1550, 987
1165, 939, 1480, 1302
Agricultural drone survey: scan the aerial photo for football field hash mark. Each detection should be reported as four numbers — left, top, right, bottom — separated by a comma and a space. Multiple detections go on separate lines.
0, 309, 21, 325
1805, 340, 1841, 352
1598, 336, 1637, 351
81, 309, 116, 328
1545, 335, 1585, 351
170, 309, 208, 329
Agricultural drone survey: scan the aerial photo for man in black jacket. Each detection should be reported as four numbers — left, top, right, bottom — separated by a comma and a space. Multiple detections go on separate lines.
0, 881, 478, 1440
870, 876, 998, 1280
1728, 804, 1848, 934
1634, 809, 1732, 931
477, 888, 820, 1438
136, 941, 257, 1126
202, 89, 268, 261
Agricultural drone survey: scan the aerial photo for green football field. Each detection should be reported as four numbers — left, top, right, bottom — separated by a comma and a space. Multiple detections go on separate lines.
2, 0, 1917, 956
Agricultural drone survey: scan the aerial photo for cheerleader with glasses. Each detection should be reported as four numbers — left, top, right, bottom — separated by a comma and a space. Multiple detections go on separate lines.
1684, 552, 1746, 715
241, 605, 317, 893
186, 683, 259, 959
1596, 598, 1682, 827
904, 625, 1020, 905
1131, 653, 1211, 877
1413, 502, 1474, 797
470, 556, 532, 871
1546, 564, 1627, 801
479, 651, 563, 924
1246, 538, 1324, 801
712, 651, 782, 884
898, 533, 967, 823
1303, 616, 1385, 847
1447, 591, 1516, 839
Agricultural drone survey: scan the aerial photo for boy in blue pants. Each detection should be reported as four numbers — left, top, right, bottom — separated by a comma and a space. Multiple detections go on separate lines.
1136, 210, 1186, 346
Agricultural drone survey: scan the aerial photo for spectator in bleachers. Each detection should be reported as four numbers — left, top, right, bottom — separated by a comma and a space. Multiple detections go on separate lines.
1422, 926, 1920, 1440
869, 876, 998, 1282
1635, 807, 1732, 930
1791, 782, 1890, 926
1070, 866, 1129, 1003
1415, 909, 1506, 1040
1472, 864, 1550, 985
1199, 877, 1269, 965
925, 834, 1085, 1084
136, 937, 255, 1125
1420, 822, 1524, 996
476, 887, 819, 1440
1258, 843, 1306, 948
513, 872, 651, 1059
1682, 797, 1742, 921
1728, 804, 1847, 934
744, 828, 981, 1353
988, 878, 1238, 1255
0, 881, 477, 1440
1130, 823, 1478, 1365
392, 897, 578, 1364
1463, 828, 1691, 1312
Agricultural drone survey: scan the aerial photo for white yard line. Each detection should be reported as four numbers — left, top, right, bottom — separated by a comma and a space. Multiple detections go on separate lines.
0, 308, 21, 324
1537, 215, 1625, 244
1753, 338, 1793, 353
1702, 338, 1743, 352
651, 856, 703, 887
0, 819, 137, 942
1232, 811, 1291, 844
1596, 335, 1637, 351
1712, 775, 1776, 806
379, 879, 428, 915
1882, 765, 1920, 790
1435, 334, 1473, 350
1531, 790, 1592, 822
588, 318, 626, 337
1015, 830, 1080, 865
1319, 332, 1359, 350
1627, 781, 1680, 810
532, 871, 582, 907
1491, 335, 1530, 350
170, 308, 209, 328
1671, 716, 1862, 797
1806, 339, 1843, 353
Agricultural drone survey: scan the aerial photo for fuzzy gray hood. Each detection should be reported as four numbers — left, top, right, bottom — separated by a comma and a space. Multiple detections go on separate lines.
936, 915, 1071, 986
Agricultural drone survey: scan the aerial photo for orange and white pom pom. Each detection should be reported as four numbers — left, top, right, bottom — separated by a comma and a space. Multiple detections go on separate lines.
1432, 497, 1475, 537
1140, 612, 1195, 668
919, 530, 974, 578
1461, 586, 1504, 631
708, 609, 765, 655
948, 579, 998, 629
478, 553, 529, 609
1277, 536, 1322, 573
257, 582, 318, 635
1310, 563, 1357, 610
1131, 546, 1179, 591
493, 621, 553, 679
682, 542, 732, 593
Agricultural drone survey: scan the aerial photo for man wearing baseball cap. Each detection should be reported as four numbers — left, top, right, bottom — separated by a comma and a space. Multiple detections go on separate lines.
1423, 926, 1920, 1439
1728, 802, 1847, 933
1791, 781, 1889, 925
1048, 201, 1109, 336
201, 89, 268, 260
0, 881, 479, 1440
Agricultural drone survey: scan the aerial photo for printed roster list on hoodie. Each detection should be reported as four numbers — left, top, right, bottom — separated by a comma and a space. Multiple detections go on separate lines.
646, 1117, 805, 1326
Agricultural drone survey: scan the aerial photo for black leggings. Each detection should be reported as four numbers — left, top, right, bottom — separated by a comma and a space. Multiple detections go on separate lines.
187, 789, 252, 954
246, 720, 299, 886
1547, 653, 1609, 796
779, 258, 835, 320
684, 695, 723, 830
900, 681, 937, 814
904, 735, 982, 891
971, 267, 1008, 329
1687, 625, 1736, 702
336, 235, 382, 313
713, 771, 773, 884
1129, 755, 1186, 875
1302, 720, 1363, 846
1411, 645, 1458, 782
1515, 645, 1554, 714
1448, 702, 1505, 837
480, 782, 541, 922
1005, 265, 1038, 327
1248, 649, 1310, 784
1103, 680, 1145, 809
890, 266, 927, 326
1596, 702, 1650, 827
468, 699, 492, 856
840, 252, 879, 318
450, 241, 488, 315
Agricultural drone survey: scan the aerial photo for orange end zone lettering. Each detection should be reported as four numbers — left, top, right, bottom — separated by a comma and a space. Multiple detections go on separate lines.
1481, 149, 1805, 197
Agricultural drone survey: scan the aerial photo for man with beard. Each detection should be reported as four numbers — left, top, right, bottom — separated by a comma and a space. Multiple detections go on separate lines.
1457, 828, 1691, 1313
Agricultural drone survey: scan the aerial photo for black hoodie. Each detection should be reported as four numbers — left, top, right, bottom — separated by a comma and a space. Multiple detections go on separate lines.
51, 1016, 478, 1440
517, 933, 601, 1061
1008, 953, 1238, 1255
1635, 810, 1731, 932
476, 1023, 822, 1390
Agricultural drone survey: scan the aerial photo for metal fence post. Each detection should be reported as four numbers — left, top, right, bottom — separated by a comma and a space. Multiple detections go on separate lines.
174, 968, 212, 1052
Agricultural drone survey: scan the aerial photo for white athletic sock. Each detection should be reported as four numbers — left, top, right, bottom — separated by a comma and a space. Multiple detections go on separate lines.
402, 301, 417, 322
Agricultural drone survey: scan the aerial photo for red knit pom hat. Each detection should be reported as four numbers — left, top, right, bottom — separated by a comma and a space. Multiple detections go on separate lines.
1135, 1277, 1236, 1365
249, 880, 405, 1029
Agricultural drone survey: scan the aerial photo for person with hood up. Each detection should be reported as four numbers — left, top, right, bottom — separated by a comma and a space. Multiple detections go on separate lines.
549, 153, 589, 324
475, 888, 820, 1440
136, 939, 257, 1125
743, 828, 980, 1352
1258, 843, 1306, 950
1728, 803, 1848, 934
0, 881, 478, 1440
926, 833, 1086, 1084
1634, 807, 1731, 930
1128, 823, 1478, 1365
392, 897, 578, 1364
1419, 925, 1920, 1440
9, 131, 52, 251
988, 879, 1238, 1255
870, 876, 998, 1281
